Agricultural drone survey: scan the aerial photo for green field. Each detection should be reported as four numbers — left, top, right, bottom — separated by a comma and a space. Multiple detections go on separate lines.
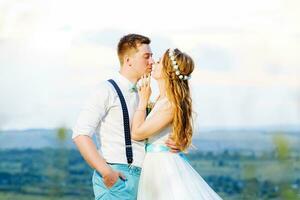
0, 146, 299, 200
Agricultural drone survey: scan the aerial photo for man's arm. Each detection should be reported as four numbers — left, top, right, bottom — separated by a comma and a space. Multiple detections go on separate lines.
72, 82, 125, 188
73, 135, 111, 175
73, 135, 126, 188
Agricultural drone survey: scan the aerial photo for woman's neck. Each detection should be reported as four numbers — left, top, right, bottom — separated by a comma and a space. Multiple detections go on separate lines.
157, 79, 167, 99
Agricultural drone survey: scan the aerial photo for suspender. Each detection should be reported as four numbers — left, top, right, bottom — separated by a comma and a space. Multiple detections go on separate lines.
107, 79, 133, 165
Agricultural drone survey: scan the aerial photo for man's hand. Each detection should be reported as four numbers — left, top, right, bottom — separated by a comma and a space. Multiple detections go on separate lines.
102, 169, 126, 189
165, 137, 180, 153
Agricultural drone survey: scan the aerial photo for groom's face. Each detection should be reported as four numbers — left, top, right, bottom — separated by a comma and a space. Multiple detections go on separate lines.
130, 44, 154, 78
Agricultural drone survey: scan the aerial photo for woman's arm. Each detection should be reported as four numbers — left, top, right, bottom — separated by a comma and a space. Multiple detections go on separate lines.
131, 74, 173, 141
131, 108, 173, 141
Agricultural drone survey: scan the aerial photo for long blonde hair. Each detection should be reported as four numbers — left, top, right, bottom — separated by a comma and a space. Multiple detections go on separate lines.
162, 48, 195, 151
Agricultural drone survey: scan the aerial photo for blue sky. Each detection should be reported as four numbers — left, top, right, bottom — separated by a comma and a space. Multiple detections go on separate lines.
0, 0, 300, 130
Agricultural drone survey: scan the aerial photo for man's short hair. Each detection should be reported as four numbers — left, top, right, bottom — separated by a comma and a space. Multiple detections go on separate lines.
117, 34, 151, 65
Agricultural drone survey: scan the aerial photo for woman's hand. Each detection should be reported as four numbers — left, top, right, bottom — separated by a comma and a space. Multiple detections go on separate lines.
138, 74, 151, 109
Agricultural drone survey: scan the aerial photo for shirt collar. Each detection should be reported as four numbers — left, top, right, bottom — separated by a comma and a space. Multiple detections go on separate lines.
117, 73, 138, 93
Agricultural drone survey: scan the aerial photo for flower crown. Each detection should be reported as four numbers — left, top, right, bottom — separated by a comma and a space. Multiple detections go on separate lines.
168, 48, 191, 80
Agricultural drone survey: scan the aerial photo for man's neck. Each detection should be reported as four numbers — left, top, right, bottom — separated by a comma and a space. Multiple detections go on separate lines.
119, 67, 139, 84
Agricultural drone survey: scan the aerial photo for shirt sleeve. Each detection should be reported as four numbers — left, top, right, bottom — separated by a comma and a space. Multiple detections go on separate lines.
72, 81, 111, 139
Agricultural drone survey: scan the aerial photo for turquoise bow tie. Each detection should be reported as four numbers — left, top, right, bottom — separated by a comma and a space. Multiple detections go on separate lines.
129, 84, 138, 93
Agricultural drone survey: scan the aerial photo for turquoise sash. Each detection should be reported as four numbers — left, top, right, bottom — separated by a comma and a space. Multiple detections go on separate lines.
145, 143, 189, 162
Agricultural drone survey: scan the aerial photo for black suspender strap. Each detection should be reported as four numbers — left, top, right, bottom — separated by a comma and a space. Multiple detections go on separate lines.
107, 79, 133, 164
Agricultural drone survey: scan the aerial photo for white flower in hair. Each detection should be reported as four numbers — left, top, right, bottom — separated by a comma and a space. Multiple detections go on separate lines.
168, 48, 192, 81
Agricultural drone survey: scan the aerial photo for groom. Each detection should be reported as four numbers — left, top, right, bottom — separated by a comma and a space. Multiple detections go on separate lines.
72, 34, 179, 200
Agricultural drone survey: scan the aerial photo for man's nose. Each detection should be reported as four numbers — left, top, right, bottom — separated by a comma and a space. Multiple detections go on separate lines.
149, 57, 155, 65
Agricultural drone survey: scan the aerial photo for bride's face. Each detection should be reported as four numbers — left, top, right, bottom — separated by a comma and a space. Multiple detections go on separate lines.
152, 57, 164, 80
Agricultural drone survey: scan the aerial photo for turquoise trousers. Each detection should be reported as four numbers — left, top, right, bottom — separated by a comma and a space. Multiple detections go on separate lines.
92, 163, 141, 200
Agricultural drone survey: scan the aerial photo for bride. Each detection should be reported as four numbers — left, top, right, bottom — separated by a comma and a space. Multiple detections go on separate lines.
131, 48, 223, 200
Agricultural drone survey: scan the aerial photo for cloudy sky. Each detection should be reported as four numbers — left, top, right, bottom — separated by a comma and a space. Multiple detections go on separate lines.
0, 0, 300, 130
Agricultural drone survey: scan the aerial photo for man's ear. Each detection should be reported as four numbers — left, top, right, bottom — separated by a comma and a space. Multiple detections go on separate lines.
124, 55, 132, 67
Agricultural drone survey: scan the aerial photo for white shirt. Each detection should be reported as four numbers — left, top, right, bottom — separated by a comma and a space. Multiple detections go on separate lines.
72, 74, 145, 167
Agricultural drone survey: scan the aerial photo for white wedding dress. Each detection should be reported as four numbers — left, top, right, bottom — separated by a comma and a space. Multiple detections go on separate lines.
137, 97, 223, 200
